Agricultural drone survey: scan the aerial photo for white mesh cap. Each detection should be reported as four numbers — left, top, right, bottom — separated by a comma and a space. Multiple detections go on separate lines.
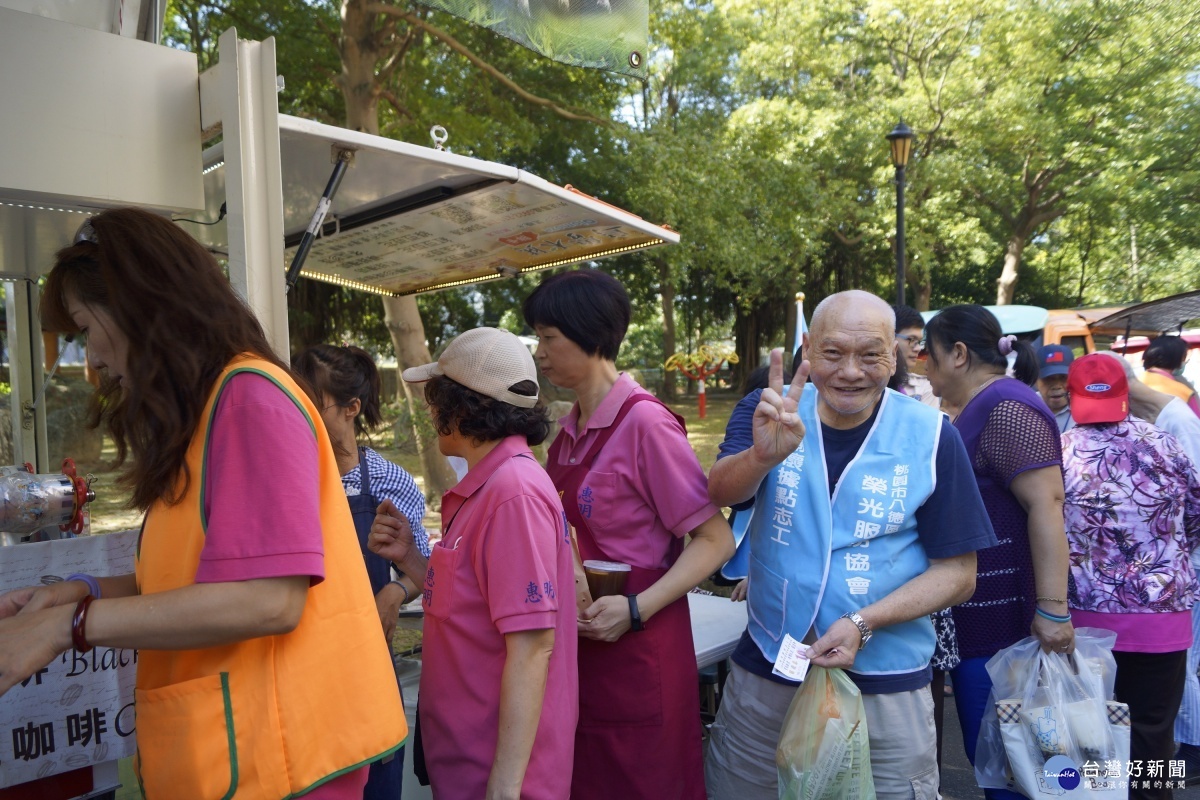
402, 327, 539, 408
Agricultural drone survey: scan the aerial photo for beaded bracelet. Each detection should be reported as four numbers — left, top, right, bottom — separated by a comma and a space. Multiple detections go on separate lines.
1035, 606, 1071, 624
71, 595, 95, 653
391, 580, 412, 606
1036, 596, 1067, 605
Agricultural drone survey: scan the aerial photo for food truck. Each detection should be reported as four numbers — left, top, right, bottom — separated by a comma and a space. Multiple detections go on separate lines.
0, 3, 685, 797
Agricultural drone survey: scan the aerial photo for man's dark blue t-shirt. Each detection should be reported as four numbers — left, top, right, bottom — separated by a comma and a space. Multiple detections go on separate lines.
718, 388, 995, 694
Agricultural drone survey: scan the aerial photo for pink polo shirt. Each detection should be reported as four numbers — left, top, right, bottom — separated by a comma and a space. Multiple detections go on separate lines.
420, 435, 578, 800
552, 373, 721, 569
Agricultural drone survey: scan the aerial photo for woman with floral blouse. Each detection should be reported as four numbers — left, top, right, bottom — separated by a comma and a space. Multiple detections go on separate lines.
1062, 354, 1200, 800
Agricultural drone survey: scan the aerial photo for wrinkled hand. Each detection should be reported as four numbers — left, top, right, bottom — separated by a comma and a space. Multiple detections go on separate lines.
367, 499, 416, 567
1032, 614, 1075, 655
730, 579, 748, 602
375, 582, 406, 646
0, 604, 74, 696
808, 617, 861, 670
752, 348, 811, 466
578, 595, 632, 642
0, 581, 85, 620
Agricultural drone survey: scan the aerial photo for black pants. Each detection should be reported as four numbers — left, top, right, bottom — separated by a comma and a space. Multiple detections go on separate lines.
1114, 650, 1188, 800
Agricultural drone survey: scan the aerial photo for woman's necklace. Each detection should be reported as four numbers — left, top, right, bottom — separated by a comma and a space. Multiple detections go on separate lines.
965, 374, 1005, 405
949, 374, 1005, 422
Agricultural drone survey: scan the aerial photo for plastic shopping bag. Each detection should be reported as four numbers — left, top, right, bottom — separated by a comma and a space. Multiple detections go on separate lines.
776, 666, 876, 800
977, 628, 1129, 798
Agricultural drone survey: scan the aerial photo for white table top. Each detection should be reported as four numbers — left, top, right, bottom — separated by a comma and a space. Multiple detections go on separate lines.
688, 592, 749, 670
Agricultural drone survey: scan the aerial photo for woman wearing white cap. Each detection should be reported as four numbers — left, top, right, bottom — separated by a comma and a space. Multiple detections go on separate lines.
368, 328, 577, 800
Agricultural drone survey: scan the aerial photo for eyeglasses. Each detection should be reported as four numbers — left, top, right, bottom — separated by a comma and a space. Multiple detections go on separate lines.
74, 218, 98, 245
896, 334, 925, 350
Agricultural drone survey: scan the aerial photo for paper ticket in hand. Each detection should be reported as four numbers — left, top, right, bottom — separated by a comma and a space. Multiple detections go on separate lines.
772, 633, 812, 681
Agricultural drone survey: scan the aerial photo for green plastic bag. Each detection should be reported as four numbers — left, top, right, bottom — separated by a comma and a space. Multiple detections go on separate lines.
776, 665, 876, 800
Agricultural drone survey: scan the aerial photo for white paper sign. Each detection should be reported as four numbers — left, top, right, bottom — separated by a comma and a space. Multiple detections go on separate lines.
0, 531, 138, 789
772, 633, 812, 682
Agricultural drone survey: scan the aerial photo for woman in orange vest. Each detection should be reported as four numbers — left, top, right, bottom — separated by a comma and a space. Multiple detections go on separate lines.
294, 343, 431, 800
1141, 335, 1200, 418
0, 207, 406, 799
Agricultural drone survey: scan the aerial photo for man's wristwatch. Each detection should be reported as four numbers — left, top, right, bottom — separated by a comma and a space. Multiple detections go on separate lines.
841, 611, 872, 650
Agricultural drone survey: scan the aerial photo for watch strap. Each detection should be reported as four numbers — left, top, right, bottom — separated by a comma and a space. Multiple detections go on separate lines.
841, 610, 872, 649
627, 594, 644, 632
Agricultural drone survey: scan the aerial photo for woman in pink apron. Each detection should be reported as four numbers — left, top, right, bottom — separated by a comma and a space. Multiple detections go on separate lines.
523, 270, 735, 800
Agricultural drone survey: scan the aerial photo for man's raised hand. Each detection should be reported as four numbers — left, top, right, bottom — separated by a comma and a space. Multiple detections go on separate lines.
752, 348, 810, 465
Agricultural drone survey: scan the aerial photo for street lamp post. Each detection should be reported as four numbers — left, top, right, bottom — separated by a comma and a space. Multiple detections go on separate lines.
886, 120, 915, 308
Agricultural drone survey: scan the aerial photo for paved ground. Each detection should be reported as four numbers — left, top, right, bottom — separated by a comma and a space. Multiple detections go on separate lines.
107, 684, 1200, 799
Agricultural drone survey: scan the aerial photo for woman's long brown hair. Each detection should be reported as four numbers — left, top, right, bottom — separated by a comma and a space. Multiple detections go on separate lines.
41, 207, 291, 510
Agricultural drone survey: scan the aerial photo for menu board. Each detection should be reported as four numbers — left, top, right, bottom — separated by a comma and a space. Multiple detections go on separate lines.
289, 182, 668, 295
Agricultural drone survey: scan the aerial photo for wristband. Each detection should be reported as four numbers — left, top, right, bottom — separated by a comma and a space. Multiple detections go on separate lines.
65, 573, 101, 600
391, 580, 412, 606
1035, 606, 1072, 624
72, 595, 95, 653
627, 594, 644, 632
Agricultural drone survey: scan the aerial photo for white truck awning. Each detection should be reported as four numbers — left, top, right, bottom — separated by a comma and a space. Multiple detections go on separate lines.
184, 115, 678, 296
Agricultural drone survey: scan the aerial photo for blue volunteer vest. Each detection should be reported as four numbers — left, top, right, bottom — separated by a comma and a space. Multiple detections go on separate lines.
746, 385, 942, 677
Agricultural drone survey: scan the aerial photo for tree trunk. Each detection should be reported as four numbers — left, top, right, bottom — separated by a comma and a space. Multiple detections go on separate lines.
914, 277, 932, 312
994, 234, 1026, 306
657, 258, 677, 400
383, 296, 459, 504
337, 0, 383, 134
733, 304, 760, 392
339, 0, 456, 504
1129, 224, 1143, 302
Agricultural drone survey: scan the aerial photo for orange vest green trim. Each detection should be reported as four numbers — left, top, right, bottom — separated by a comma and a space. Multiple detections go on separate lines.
133, 355, 407, 799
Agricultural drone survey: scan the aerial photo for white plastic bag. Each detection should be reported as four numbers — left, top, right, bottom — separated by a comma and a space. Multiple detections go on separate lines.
776, 666, 876, 800
977, 628, 1129, 798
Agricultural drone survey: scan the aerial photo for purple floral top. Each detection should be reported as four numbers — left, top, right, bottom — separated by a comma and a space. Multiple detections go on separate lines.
1062, 416, 1200, 614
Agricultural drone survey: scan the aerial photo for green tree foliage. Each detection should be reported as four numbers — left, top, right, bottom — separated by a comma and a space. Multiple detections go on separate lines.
168, 0, 1200, 396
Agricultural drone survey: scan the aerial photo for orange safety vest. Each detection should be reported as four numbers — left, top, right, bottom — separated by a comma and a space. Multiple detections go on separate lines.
133, 356, 407, 799
1143, 369, 1197, 406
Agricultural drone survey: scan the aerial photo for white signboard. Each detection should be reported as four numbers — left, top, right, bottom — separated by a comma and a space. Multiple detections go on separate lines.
0, 531, 138, 789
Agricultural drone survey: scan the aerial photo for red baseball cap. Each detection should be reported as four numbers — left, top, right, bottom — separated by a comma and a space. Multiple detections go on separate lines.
1067, 354, 1129, 424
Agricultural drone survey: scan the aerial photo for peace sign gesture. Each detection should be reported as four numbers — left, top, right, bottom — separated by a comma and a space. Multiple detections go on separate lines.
752, 348, 811, 465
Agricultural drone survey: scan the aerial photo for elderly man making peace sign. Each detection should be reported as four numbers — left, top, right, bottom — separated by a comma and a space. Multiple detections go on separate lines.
704, 290, 997, 800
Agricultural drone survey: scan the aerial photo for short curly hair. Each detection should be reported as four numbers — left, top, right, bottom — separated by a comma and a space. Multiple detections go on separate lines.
424, 376, 551, 446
